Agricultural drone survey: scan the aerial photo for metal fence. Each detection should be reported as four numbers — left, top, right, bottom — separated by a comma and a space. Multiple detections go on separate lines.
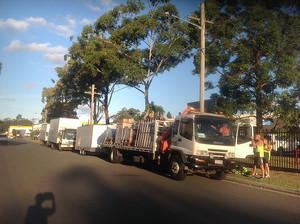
236, 130, 300, 172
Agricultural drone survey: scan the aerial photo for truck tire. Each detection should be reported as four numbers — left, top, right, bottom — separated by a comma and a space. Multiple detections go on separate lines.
51, 143, 55, 150
211, 170, 226, 180
109, 148, 122, 164
169, 155, 187, 181
58, 143, 62, 152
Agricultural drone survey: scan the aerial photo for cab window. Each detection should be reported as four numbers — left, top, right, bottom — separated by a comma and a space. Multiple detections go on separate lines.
179, 118, 193, 140
172, 120, 179, 136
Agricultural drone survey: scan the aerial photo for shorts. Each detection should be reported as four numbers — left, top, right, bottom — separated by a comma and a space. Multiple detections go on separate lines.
263, 158, 270, 164
254, 157, 264, 166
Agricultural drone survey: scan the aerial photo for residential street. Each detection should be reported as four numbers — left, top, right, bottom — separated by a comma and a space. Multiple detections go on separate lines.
0, 140, 299, 224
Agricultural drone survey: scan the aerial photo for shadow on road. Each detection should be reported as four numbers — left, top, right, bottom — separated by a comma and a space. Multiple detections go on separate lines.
5, 140, 28, 146
24, 192, 56, 224
55, 165, 277, 224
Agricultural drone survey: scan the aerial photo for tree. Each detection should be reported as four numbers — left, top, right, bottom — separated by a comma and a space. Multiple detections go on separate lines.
0, 61, 2, 74
190, 0, 300, 133
64, 25, 124, 124
111, 107, 141, 123
94, 0, 191, 109
166, 111, 172, 118
41, 77, 78, 122
143, 101, 165, 119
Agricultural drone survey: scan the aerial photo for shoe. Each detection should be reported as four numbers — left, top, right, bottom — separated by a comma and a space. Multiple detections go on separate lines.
249, 174, 255, 178
260, 177, 266, 180
266, 174, 270, 178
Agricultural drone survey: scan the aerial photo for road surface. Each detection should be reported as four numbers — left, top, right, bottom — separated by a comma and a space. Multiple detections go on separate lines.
0, 139, 299, 224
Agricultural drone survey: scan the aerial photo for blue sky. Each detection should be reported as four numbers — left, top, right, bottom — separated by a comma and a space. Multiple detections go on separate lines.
0, 0, 218, 123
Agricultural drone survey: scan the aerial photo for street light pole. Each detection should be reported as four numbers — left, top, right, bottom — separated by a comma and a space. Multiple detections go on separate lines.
166, 2, 211, 113
200, 2, 205, 113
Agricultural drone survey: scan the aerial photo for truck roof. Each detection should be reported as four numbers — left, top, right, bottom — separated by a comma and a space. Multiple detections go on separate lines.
176, 112, 227, 120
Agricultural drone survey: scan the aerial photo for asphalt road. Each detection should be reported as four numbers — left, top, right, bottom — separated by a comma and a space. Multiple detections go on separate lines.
0, 139, 299, 224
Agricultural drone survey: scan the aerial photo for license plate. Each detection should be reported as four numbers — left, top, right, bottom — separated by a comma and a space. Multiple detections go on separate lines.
215, 160, 223, 165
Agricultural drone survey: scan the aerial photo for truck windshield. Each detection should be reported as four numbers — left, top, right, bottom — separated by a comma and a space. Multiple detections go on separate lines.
63, 129, 77, 140
195, 116, 235, 146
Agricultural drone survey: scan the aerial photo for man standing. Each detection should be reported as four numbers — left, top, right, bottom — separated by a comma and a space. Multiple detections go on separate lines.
250, 134, 265, 180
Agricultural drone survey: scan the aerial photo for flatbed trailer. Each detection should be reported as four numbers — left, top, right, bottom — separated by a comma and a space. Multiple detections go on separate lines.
103, 112, 236, 181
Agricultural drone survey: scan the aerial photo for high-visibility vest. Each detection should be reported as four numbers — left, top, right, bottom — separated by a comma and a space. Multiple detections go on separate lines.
220, 126, 230, 136
264, 144, 271, 159
256, 144, 264, 157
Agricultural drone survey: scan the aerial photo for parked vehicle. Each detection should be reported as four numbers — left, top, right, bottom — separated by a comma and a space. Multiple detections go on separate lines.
0, 134, 8, 144
40, 123, 50, 146
235, 123, 257, 158
235, 123, 299, 157
75, 124, 114, 155
48, 118, 82, 151
102, 111, 236, 181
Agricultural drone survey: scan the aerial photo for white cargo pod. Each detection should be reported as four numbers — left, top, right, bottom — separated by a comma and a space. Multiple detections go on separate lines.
75, 125, 108, 155
48, 118, 82, 151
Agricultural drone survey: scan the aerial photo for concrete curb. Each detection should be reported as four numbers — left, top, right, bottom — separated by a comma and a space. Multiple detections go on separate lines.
225, 176, 300, 196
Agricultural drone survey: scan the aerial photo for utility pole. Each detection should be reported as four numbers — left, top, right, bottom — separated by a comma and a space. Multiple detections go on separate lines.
85, 84, 100, 125
44, 108, 48, 123
167, 2, 212, 113
188, 2, 212, 113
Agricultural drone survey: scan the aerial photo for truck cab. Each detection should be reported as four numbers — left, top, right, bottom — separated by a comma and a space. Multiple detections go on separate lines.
235, 123, 257, 158
58, 128, 77, 150
169, 112, 236, 179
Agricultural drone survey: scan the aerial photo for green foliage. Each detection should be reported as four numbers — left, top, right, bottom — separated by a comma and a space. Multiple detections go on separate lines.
31, 129, 40, 140
12, 129, 20, 137
111, 107, 142, 123
0, 116, 33, 133
94, 0, 192, 108
166, 111, 172, 118
41, 76, 78, 122
191, 0, 300, 131
62, 24, 125, 124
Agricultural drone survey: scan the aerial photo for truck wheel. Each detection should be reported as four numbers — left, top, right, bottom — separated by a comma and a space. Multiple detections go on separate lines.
58, 143, 62, 152
211, 170, 226, 180
169, 155, 187, 181
109, 148, 122, 164
51, 143, 55, 150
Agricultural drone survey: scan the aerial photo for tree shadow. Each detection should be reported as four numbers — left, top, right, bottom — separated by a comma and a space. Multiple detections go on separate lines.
6, 140, 28, 146
24, 192, 56, 224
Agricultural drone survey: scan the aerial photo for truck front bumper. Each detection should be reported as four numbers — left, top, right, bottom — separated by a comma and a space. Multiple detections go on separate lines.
189, 156, 236, 170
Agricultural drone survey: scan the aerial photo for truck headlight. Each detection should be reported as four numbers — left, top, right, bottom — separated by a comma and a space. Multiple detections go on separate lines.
197, 150, 209, 156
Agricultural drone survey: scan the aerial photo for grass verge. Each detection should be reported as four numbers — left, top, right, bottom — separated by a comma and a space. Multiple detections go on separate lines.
228, 168, 300, 191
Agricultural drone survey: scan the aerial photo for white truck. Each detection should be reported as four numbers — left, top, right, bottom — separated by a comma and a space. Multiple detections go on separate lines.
235, 123, 298, 157
103, 112, 236, 181
75, 125, 112, 155
40, 123, 50, 146
48, 118, 82, 151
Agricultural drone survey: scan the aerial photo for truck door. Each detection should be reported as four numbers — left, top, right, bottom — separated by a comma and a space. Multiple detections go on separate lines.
235, 123, 256, 158
171, 118, 194, 155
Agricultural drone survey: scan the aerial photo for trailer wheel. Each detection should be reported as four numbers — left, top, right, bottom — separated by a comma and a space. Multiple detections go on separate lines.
211, 170, 226, 180
169, 155, 187, 181
109, 148, 122, 164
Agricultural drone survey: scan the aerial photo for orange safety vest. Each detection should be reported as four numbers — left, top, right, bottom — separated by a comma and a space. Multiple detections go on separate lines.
220, 126, 230, 136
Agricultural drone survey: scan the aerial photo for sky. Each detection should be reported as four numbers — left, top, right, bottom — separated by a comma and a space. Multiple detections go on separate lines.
0, 0, 218, 124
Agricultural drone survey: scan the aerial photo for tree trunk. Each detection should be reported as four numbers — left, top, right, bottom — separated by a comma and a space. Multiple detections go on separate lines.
104, 91, 110, 124
256, 88, 264, 137
144, 84, 149, 110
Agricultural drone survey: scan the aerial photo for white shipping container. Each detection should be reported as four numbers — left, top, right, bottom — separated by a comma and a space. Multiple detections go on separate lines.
40, 123, 50, 142
75, 125, 108, 153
